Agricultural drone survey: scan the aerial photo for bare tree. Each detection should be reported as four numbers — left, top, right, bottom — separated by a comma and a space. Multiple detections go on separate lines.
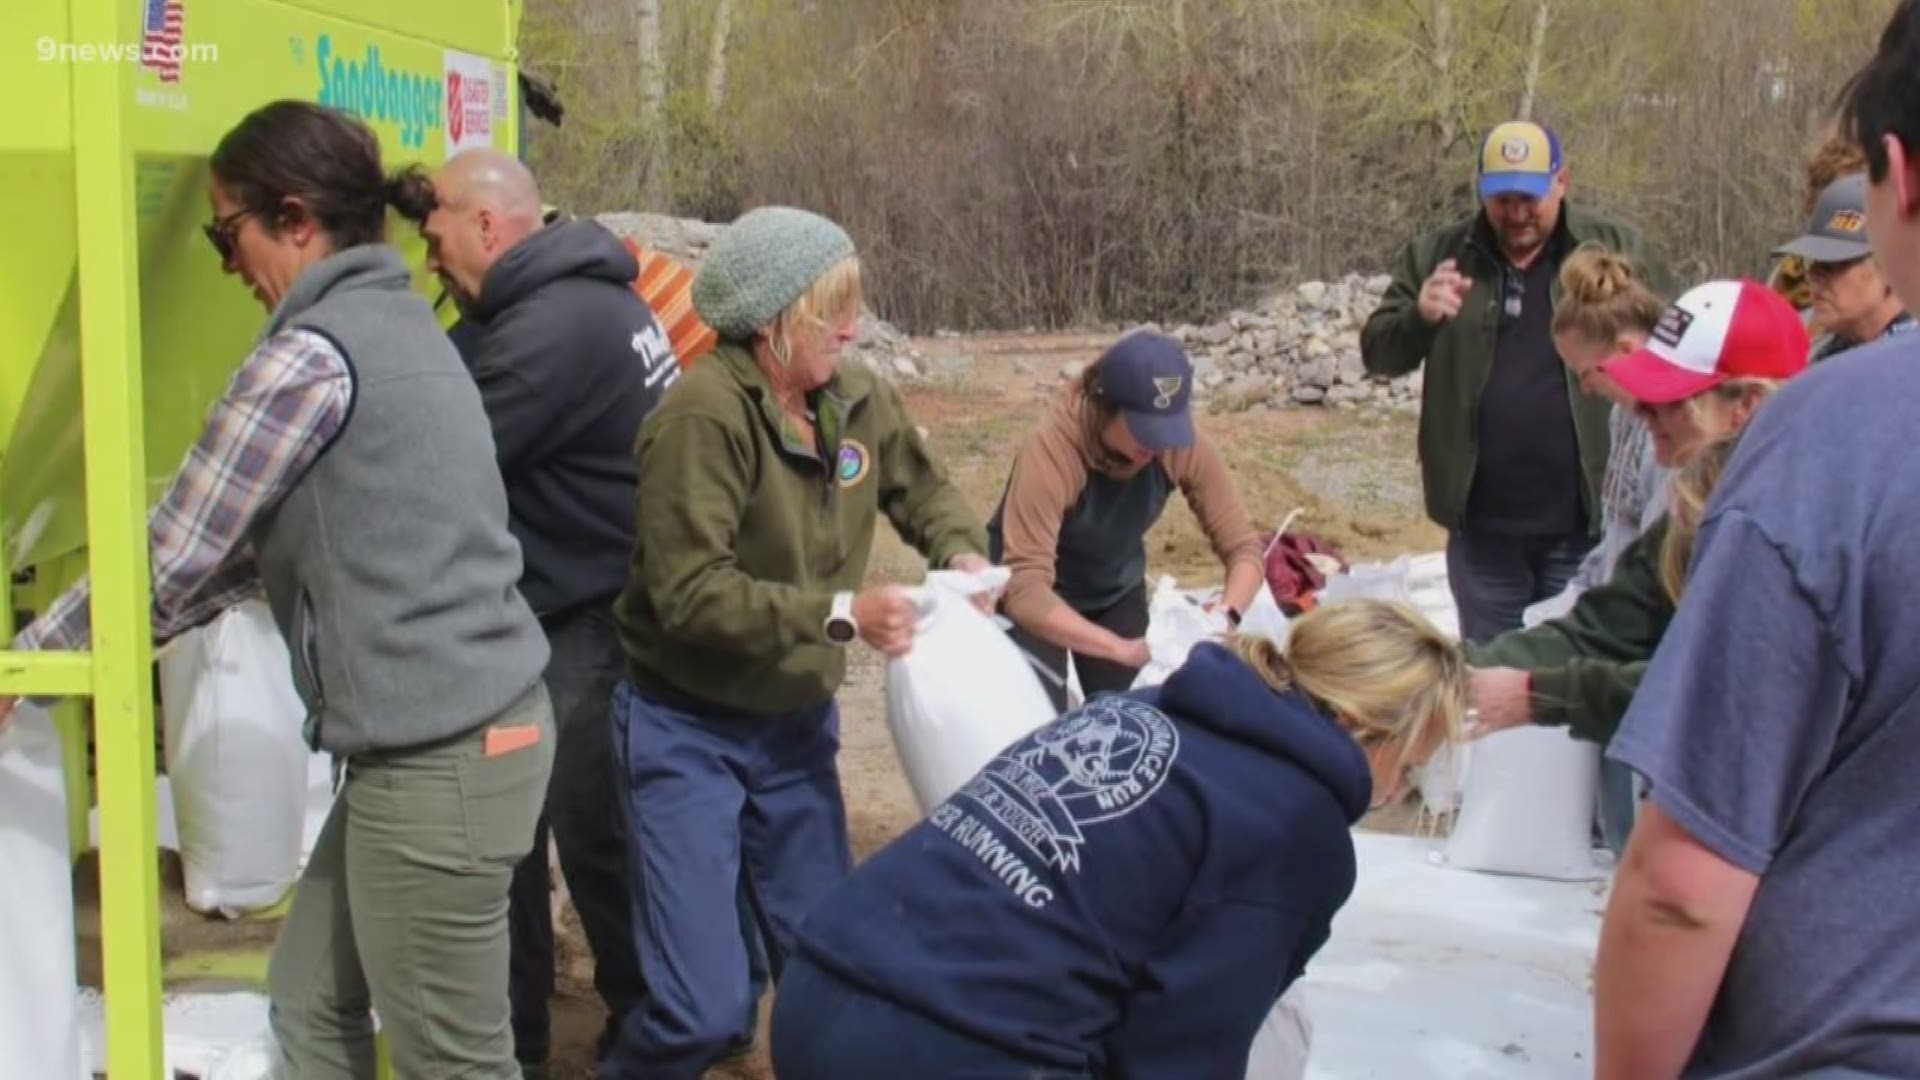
1518, 0, 1551, 121
707, 0, 734, 112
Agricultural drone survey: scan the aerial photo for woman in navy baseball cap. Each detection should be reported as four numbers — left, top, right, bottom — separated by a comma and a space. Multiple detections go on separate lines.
984, 331, 1268, 708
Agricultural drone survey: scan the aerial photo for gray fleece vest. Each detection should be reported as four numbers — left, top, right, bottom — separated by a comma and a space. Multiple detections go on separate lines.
251, 246, 548, 754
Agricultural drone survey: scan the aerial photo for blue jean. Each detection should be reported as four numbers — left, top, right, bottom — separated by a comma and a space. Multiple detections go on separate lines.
600, 682, 852, 1080
507, 608, 645, 1067
1445, 529, 1594, 645
771, 953, 1091, 1080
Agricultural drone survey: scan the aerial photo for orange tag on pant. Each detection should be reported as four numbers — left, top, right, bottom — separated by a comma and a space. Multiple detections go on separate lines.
484, 724, 542, 757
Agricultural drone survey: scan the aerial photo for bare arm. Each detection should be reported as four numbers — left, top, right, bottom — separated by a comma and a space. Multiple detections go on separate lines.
1595, 803, 1758, 1079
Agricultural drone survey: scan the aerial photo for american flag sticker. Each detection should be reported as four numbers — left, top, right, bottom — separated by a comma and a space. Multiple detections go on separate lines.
141, 0, 185, 83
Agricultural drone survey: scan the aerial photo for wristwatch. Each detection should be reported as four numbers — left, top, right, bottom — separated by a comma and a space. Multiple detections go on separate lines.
825, 591, 859, 645
1225, 606, 1243, 629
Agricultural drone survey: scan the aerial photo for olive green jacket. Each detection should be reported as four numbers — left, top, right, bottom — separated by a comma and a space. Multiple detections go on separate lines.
614, 344, 987, 715
1362, 205, 1671, 533
1465, 517, 1674, 746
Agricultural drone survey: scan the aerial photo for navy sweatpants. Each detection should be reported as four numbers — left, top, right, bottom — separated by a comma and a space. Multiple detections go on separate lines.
600, 681, 853, 1080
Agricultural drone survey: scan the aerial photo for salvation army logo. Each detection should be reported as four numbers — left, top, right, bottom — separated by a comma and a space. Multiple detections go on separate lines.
836, 439, 871, 487
1500, 138, 1530, 164
447, 71, 466, 143
957, 697, 1179, 873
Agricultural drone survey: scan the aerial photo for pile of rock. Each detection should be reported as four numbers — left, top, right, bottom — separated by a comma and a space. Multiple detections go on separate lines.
596, 210, 928, 380
1158, 273, 1421, 413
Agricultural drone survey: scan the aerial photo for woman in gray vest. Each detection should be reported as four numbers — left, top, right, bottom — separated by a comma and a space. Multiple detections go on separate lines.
988, 331, 1268, 710
4, 101, 554, 1078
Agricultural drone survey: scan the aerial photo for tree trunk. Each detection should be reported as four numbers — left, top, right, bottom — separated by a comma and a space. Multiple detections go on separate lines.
1434, 0, 1455, 148
1518, 1, 1552, 121
636, 0, 664, 118
635, 0, 665, 207
707, 0, 734, 112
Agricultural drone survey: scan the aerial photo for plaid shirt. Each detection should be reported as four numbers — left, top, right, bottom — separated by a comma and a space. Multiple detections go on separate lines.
13, 329, 352, 654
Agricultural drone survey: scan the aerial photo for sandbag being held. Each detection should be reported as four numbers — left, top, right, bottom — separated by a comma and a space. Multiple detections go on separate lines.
886, 569, 1057, 812
159, 600, 322, 917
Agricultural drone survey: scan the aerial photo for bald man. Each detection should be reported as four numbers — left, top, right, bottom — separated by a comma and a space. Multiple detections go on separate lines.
421, 149, 676, 1077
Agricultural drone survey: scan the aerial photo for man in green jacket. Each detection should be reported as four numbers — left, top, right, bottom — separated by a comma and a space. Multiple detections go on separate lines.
1362, 120, 1668, 643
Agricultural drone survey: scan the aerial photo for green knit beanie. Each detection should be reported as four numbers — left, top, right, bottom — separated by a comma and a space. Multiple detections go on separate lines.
693, 207, 857, 342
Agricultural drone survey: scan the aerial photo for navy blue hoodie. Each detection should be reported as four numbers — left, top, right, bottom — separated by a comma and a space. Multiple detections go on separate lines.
448, 219, 677, 618
793, 642, 1372, 1077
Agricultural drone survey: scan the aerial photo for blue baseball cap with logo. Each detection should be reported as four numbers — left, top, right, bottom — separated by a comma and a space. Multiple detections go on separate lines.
1478, 120, 1564, 201
1093, 331, 1195, 451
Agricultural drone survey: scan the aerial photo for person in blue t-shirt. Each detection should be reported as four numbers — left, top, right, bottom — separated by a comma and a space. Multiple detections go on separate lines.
770, 600, 1467, 1079
1593, 6, 1920, 1075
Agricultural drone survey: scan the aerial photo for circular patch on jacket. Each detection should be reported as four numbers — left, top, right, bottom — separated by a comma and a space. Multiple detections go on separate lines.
836, 439, 871, 488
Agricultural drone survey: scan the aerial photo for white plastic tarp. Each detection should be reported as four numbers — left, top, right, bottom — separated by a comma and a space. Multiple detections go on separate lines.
76, 990, 272, 1078
1303, 832, 1601, 1079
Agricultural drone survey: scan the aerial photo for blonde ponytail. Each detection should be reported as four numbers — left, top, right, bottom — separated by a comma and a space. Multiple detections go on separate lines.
1229, 599, 1467, 781
1553, 244, 1665, 345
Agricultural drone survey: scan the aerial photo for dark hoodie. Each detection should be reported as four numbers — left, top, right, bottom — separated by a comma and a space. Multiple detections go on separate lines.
791, 642, 1371, 1078
453, 219, 679, 617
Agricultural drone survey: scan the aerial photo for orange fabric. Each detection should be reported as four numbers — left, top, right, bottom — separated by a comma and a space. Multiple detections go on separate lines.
483, 723, 543, 757
623, 238, 717, 368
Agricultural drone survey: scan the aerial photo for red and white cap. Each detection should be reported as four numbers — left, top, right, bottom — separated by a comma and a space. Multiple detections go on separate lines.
1602, 280, 1809, 405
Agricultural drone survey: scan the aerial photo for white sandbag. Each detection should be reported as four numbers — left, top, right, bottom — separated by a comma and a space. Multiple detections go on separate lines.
0, 703, 87, 1080
300, 751, 337, 870
158, 600, 314, 917
1132, 577, 1225, 689
1444, 726, 1603, 881
1245, 985, 1312, 1080
887, 569, 1057, 812
1133, 577, 1289, 691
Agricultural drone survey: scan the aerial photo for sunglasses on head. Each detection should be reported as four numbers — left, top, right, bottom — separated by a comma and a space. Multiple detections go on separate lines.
202, 207, 258, 263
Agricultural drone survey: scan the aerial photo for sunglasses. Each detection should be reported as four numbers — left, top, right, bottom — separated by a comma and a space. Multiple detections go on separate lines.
1807, 257, 1869, 283
202, 207, 258, 263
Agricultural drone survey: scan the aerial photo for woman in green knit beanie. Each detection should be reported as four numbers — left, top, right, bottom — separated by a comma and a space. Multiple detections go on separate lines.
602, 206, 993, 1077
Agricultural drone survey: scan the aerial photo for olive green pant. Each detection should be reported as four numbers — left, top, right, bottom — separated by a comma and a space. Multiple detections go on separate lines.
268, 685, 555, 1079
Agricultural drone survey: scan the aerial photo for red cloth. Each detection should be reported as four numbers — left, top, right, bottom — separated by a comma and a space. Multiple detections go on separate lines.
1262, 529, 1345, 613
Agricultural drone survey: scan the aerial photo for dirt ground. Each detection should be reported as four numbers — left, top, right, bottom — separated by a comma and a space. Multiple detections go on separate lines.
76, 332, 1443, 1080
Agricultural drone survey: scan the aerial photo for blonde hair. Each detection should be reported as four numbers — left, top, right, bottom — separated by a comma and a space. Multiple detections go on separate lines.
763, 256, 863, 367
1660, 432, 1743, 603
1803, 129, 1868, 216
1673, 376, 1784, 433
1228, 600, 1468, 781
1552, 245, 1665, 345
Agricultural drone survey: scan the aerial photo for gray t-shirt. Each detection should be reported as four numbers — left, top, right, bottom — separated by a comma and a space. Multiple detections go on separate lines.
1609, 333, 1920, 1078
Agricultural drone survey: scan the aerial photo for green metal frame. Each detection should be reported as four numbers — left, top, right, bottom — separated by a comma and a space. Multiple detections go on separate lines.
0, 2, 526, 1073
0, 0, 164, 1074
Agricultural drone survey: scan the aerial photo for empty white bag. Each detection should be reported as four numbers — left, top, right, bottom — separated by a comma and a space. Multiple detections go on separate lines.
0, 703, 87, 1080
1444, 725, 1602, 881
158, 600, 316, 917
886, 570, 1058, 812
